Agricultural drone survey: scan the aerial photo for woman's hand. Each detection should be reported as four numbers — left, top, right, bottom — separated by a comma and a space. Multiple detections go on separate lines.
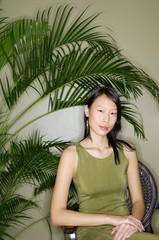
112, 215, 144, 232
111, 224, 138, 240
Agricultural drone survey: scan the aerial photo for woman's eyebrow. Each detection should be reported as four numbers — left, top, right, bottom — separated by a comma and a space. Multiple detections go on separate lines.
97, 105, 117, 110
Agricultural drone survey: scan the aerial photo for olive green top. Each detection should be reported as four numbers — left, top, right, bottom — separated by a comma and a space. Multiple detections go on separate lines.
73, 143, 159, 240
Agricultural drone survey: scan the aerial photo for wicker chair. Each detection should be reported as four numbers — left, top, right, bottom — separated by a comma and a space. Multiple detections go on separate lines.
64, 161, 159, 239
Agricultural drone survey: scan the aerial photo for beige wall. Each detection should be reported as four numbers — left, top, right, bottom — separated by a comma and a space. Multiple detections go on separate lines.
1, 0, 159, 239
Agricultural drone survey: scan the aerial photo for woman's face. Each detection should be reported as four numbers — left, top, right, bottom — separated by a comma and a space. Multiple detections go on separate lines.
85, 94, 117, 137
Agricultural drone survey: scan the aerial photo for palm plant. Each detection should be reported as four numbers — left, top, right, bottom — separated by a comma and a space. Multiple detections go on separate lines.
0, 131, 71, 239
0, 4, 159, 239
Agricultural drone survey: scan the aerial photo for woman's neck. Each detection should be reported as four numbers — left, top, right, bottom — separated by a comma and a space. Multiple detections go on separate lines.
85, 135, 109, 150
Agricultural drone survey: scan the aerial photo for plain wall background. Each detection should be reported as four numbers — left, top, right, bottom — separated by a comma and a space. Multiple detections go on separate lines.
1, 0, 159, 239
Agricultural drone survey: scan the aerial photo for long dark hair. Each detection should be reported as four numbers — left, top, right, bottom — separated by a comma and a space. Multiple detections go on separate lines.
84, 87, 134, 164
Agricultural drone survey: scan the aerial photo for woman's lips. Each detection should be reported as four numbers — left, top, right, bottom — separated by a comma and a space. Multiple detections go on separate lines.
99, 126, 108, 131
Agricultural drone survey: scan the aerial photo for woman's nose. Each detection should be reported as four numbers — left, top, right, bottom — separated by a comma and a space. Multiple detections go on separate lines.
103, 114, 109, 122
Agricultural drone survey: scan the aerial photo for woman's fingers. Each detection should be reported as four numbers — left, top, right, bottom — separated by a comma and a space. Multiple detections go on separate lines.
113, 224, 127, 240
123, 225, 137, 240
112, 215, 144, 233
128, 215, 144, 232
113, 224, 138, 240
111, 226, 119, 234
112, 215, 145, 240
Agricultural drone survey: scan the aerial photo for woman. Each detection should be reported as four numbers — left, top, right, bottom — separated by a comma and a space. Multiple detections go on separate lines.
50, 87, 159, 240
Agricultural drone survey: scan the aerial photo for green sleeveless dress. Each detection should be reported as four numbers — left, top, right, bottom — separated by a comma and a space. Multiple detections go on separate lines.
73, 143, 159, 239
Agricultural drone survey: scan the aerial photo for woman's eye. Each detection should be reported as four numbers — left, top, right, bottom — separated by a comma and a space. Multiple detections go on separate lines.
111, 112, 117, 115
98, 109, 103, 112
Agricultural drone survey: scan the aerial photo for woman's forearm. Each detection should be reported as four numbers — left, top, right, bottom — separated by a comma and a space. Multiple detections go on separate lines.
131, 199, 145, 221
51, 208, 114, 226
50, 208, 144, 232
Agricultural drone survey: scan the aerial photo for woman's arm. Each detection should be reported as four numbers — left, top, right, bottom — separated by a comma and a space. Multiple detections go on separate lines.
125, 144, 145, 220
50, 145, 144, 232
112, 144, 145, 240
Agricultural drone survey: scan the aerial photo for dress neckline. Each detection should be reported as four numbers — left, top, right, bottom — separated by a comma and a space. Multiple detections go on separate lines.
77, 142, 114, 160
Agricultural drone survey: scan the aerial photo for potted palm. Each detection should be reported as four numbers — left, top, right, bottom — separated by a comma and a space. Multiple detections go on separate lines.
0, 4, 159, 239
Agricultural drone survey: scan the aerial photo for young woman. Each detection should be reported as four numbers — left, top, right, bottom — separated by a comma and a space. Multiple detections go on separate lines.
50, 87, 159, 240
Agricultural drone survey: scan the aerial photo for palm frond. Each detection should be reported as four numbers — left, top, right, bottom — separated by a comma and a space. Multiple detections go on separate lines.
0, 228, 15, 240
0, 6, 119, 108
0, 195, 36, 239
14, 215, 50, 239
121, 100, 146, 139
1, 131, 69, 193
0, 130, 70, 237
5, 43, 153, 139
34, 174, 56, 196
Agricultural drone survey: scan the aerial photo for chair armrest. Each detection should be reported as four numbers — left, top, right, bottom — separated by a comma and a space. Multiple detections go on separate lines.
64, 226, 76, 234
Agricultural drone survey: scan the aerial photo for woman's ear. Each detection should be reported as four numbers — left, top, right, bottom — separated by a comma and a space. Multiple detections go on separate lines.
85, 105, 89, 117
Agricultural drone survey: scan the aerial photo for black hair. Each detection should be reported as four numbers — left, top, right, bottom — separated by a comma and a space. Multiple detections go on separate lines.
84, 87, 134, 164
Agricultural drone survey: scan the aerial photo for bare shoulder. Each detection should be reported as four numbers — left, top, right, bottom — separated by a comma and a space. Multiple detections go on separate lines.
60, 144, 78, 166
121, 140, 135, 151
59, 144, 78, 178
56, 144, 78, 179
61, 144, 77, 158
121, 140, 137, 162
